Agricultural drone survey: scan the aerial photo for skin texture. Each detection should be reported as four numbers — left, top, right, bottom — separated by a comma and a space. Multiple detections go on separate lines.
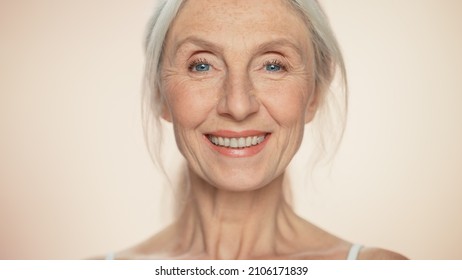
108, 0, 407, 260
161, 0, 317, 193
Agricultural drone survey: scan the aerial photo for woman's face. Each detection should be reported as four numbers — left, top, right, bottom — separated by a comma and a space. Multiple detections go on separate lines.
161, 0, 317, 191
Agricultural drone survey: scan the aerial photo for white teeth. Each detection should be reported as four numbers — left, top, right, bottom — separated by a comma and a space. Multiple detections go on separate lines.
246, 137, 252, 146
208, 134, 267, 148
238, 138, 245, 148
230, 138, 238, 148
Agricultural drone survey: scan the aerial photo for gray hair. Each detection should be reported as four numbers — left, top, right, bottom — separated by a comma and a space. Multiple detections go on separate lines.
142, 0, 348, 172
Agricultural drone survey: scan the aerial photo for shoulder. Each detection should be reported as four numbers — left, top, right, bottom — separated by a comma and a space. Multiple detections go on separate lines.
359, 247, 408, 260
84, 255, 108, 260
85, 252, 116, 260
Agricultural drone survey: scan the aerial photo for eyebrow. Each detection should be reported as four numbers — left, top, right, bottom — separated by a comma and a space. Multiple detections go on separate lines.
173, 36, 224, 55
173, 36, 305, 57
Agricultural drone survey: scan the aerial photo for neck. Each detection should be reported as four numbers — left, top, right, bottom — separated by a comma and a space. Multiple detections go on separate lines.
172, 167, 303, 259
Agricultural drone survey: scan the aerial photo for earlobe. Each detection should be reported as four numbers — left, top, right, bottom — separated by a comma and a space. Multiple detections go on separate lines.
159, 89, 173, 122
161, 102, 172, 122
304, 89, 320, 124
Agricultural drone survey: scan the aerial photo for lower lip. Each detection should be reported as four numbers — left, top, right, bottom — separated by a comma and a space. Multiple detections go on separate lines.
204, 134, 271, 158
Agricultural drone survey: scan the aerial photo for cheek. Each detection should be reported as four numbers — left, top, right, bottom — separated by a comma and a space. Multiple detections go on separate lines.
164, 79, 219, 128
259, 80, 313, 127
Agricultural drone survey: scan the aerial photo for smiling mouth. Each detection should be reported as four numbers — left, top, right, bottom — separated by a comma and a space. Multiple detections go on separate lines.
206, 134, 269, 149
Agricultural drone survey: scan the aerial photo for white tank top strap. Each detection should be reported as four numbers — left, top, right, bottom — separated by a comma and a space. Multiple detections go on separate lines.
105, 252, 116, 260
346, 244, 363, 260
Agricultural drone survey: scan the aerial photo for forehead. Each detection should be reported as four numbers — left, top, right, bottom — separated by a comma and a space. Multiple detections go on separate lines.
165, 0, 312, 54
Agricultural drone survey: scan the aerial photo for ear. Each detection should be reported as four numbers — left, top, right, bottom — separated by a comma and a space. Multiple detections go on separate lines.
304, 86, 321, 123
160, 96, 172, 122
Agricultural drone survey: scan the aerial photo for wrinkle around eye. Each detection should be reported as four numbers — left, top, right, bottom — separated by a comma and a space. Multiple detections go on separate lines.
160, 66, 181, 80
162, 74, 194, 97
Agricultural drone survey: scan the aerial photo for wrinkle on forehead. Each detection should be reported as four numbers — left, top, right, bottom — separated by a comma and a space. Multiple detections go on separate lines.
180, 0, 297, 19
165, 0, 312, 59
177, 0, 307, 34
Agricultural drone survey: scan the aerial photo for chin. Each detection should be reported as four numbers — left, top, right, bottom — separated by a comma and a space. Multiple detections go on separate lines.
205, 171, 277, 193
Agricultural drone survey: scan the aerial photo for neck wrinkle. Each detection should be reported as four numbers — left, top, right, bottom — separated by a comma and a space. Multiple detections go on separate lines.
173, 168, 301, 259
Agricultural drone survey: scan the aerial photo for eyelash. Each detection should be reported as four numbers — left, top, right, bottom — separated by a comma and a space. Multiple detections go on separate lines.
187, 58, 288, 72
188, 58, 210, 71
263, 59, 288, 72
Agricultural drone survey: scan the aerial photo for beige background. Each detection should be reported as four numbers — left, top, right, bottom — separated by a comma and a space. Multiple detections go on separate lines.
1, 0, 461, 259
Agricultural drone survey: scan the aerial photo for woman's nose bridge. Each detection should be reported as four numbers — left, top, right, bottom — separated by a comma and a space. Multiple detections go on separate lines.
226, 71, 252, 101
220, 69, 259, 120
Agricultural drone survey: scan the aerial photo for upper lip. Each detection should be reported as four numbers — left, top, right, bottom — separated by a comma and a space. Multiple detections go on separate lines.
205, 130, 269, 138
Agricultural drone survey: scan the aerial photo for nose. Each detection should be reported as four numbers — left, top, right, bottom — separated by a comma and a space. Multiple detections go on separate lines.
217, 72, 260, 121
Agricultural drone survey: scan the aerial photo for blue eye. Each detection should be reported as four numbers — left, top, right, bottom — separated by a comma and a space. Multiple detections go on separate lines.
265, 64, 282, 72
192, 63, 210, 72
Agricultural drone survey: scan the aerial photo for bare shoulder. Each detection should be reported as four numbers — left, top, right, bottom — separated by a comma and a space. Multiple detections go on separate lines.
85, 251, 119, 260
99, 226, 179, 260
359, 247, 408, 260
85, 255, 107, 260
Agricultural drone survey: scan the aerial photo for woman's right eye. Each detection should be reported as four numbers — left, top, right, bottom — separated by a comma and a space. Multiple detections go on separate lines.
193, 63, 210, 72
188, 59, 211, 72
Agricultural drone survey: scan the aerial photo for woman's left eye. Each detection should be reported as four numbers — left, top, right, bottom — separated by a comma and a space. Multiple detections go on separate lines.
193, 63, 210, 72
264, 60, 286, 72
265, 64, 281, 72
189, 59, 211, 72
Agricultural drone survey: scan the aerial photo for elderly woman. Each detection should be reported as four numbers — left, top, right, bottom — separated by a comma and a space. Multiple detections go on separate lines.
106, 0, 406, 260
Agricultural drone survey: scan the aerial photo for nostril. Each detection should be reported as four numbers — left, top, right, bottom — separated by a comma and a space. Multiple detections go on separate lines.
217, 92, 260, 121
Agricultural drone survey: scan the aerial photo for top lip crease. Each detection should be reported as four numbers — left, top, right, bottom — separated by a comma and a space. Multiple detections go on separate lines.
205, 130, 270, 138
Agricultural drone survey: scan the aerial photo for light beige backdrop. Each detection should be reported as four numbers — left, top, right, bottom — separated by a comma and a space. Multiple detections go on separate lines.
1, 0, 461, 259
